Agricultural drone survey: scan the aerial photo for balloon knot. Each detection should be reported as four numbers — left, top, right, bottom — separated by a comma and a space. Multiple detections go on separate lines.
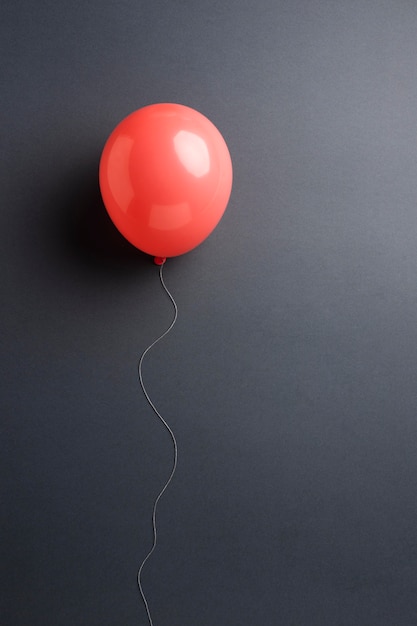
154, 256, 167, 266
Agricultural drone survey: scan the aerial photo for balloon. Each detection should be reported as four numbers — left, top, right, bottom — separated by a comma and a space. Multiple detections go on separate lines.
99, 103, 233, 259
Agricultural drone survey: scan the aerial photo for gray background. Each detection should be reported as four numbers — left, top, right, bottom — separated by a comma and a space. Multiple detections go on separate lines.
2, 1, 417, 624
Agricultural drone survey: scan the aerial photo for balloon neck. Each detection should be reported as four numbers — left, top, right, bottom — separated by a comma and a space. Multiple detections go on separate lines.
154, 256, 167, 266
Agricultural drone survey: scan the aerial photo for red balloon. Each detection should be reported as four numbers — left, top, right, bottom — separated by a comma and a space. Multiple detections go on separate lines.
99, 103, 233, 258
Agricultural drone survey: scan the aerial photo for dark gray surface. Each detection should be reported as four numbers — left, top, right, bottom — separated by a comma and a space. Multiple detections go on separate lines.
3, 1, 417, 624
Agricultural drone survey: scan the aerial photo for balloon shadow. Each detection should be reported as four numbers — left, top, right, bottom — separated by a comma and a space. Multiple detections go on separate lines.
42, 156, 154, 285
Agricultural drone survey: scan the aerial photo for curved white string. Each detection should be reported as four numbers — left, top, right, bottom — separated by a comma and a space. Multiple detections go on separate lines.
137, 263, 178, 626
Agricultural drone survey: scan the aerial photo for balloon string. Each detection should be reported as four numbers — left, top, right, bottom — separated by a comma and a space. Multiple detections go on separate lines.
137, 262, 178, 626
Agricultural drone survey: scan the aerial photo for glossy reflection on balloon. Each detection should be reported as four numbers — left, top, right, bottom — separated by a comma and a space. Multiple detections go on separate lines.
99, 103, 233, 258
173, 131, 210, 178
